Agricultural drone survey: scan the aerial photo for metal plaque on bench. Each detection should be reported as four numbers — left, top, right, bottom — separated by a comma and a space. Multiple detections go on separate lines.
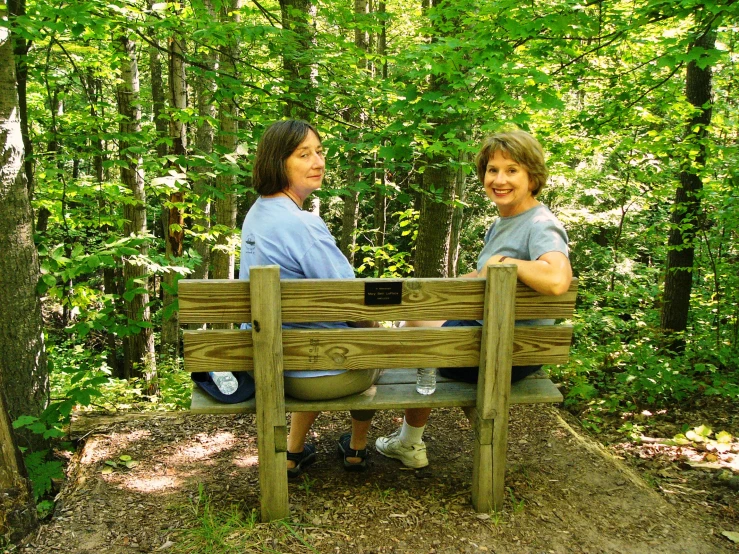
364, 281, 402, 305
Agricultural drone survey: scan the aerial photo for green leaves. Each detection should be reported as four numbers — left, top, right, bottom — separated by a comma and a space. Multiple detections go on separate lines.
23, 451, 64, 501
102, 454, 140, 474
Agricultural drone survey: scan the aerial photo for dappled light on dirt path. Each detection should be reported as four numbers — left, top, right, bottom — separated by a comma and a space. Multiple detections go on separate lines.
15, 406, 737, 553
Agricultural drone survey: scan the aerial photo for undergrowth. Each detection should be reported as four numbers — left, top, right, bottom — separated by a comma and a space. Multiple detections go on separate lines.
172, 484, 320, 554
551, 282, 739, 436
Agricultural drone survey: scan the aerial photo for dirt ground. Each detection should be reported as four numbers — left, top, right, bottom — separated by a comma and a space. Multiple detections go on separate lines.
10, 404, 739, 554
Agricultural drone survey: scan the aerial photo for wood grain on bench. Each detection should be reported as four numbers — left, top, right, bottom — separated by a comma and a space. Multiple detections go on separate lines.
178, 266, 577, 521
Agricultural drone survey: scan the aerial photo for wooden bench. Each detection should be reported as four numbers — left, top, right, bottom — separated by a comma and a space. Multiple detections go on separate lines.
178, 264, 577, 521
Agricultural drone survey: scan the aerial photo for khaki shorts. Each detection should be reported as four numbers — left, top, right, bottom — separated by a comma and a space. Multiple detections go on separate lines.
284, 368, 381, 401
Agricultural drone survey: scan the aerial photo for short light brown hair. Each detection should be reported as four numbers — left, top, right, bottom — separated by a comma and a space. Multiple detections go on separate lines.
252, 120, 322, 196
475, 130, 548, 196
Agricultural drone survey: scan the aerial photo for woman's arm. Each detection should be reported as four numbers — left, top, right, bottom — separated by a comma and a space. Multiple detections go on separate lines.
482, 251, 572, 296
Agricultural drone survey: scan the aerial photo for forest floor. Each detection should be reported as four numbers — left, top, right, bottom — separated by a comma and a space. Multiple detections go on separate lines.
9, 398, 739, 554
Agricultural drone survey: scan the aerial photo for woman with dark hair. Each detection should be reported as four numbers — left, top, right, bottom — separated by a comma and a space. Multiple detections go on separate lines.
375, 129, 572, 469
240, 120, 379, 476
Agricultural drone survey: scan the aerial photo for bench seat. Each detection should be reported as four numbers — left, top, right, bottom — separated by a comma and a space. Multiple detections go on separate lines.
190, 368, 563, 414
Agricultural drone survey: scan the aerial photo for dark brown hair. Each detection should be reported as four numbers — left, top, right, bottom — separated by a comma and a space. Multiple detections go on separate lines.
475, 130, 548, 196
252, 120, 322, 196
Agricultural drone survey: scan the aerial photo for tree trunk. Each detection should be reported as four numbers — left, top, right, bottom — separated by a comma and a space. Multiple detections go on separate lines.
190, 0, 217, 283
160, 31, 187, 360
0, 23, 48, 455
116, 34, 156, 382
339, 172, 359, 263
660, 27, 716, 348
7, 0, 33, 199
0, 387, 37, 542
447, 149, 467, 276
415, 160, 456, 277
212, 0, 241, 282
280, 0, 315, 119
91, 73, 121, 375
339, 0, 373, 264
374, 2, 388, 276
413, 1, 459, 278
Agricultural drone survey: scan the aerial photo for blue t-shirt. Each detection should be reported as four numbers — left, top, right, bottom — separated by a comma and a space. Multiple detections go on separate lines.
240, 196, 355, 282
240, 196, 354, 377
476, 203, 569, 326
476, 203, 568, 273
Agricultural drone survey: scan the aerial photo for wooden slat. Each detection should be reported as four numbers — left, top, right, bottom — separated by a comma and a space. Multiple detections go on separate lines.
179, 280, 251, 324
189, 372, 563, 414
178, 278, 578, 324
183, 325, 574, 373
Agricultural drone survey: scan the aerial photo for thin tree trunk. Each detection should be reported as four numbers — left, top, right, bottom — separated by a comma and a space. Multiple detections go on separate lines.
374, 1, 388, 276
190, 0, 217, 283
89, 73, 122, 375
447, 148, 467, 276
339, 0, 372, 263
212, 0, 241, 282
661, 27, 716, 349
116, 33, 156, 382
339, 172, 359, 262
8, 0, 33, 199
160, 31, 187, 360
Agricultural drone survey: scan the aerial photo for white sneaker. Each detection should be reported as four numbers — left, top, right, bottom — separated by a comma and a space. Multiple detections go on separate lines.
375, 430, 429, 468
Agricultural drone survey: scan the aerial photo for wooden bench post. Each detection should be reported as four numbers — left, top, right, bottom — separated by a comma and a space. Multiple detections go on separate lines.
251, 266, 289, 521
471, 264, 516, 513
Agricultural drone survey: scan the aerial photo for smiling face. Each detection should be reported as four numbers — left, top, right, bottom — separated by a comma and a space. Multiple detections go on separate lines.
483, 150, 538, 217
284, 130, 325, 201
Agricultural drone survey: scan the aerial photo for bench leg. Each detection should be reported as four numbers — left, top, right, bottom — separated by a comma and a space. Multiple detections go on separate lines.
470, 408, 508, 513
257, 422, 289, 521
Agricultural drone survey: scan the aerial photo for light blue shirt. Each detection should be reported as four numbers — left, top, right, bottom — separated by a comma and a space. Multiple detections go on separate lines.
240, 196, 354, 377
476, 203, 569, 273
477, 204, 569, 326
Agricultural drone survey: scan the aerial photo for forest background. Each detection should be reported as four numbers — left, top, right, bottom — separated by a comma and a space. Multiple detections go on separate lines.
0, 0, 738, 543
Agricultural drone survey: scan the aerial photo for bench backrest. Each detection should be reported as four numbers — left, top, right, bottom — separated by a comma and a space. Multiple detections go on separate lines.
179, 265, 577, 377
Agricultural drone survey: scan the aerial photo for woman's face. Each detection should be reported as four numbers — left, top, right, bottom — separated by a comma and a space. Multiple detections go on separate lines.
483, 150, 537, 217
285, 130, 325, 197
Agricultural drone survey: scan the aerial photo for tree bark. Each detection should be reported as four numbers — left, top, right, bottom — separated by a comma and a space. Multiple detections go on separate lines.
280, 0, 315, 119
373, 1, 388, 276
339, 0, 374, 265
0, 387, 37, 542
415, 159, 456, 277
190, 0, 218, 283
447, 149, 467, 276
0, 23, 48, 454
7, 0, 33, 199
160, 31, 188, 359
212, 0, 241, 282
413, 0, 460, 278
90, 73, 122, 375
660, 27, 716, 347
116, 33, 156, 381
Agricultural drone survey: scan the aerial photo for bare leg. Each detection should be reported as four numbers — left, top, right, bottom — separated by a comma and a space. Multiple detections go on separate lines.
346, 417, 372, 464
405, 407, 432, 427
399, 320, 442, 430
287, 411, 319, 469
